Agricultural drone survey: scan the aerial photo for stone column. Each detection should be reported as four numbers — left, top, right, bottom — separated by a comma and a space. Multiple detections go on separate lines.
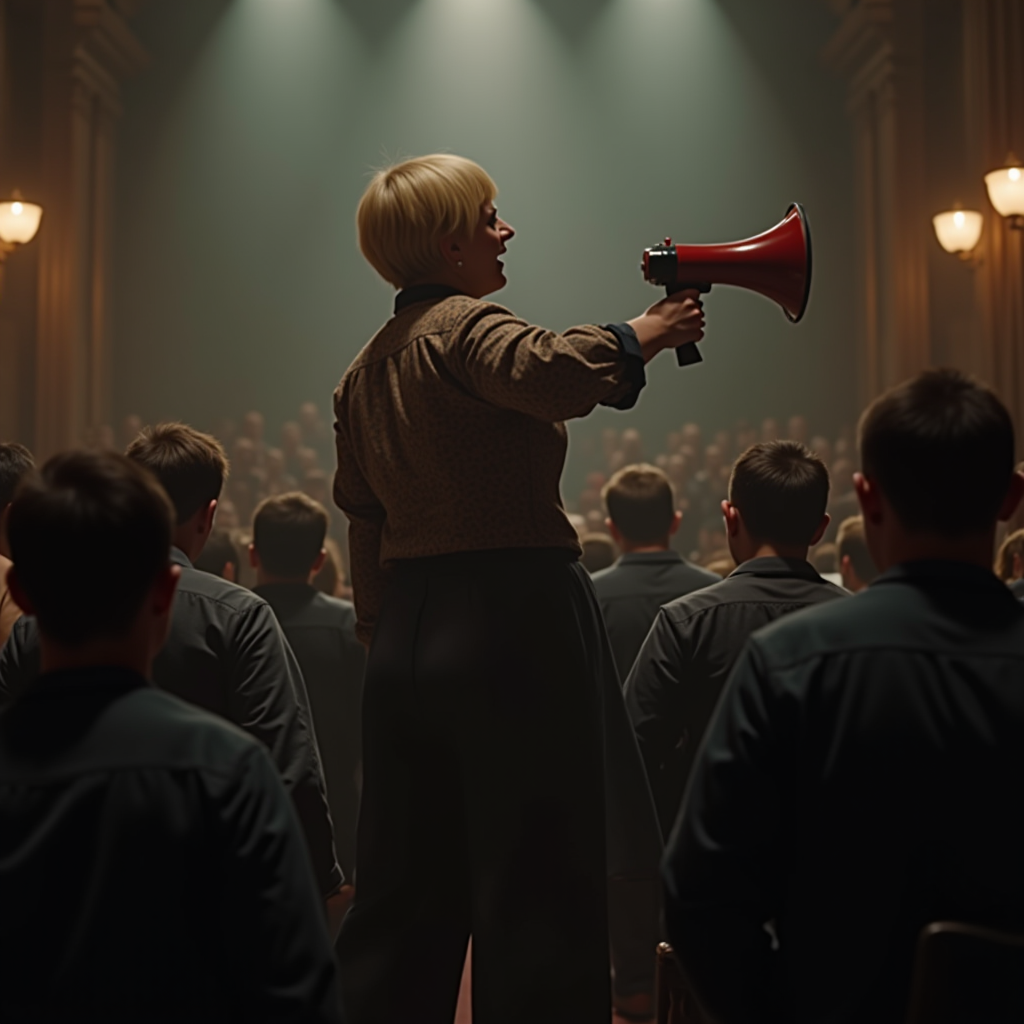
33, 0, 145, 457
823, 0, 931, 406
964, 0, 1024, 445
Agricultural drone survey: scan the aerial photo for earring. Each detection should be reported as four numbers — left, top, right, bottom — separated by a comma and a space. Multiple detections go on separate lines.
457, 260, 463, 267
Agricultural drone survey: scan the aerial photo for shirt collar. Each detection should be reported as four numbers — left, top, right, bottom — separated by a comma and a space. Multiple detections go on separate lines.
728, 556, 824, 582
170, 546, 192, 568
617, 550, 684, 566
26, 666, 150, 699
873, 559, 1011, 594
394, 284, 466, 314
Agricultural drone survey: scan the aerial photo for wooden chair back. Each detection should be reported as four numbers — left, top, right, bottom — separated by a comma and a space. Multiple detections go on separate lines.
905, 920, 1024, 1024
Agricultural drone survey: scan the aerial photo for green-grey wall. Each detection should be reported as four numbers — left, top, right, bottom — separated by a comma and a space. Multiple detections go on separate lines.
114, 0, 854, 473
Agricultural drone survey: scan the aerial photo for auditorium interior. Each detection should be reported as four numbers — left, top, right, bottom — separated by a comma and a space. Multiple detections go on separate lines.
0, 1, 1022, 1023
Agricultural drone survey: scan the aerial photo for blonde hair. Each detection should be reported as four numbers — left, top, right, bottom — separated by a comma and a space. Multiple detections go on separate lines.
995, 527, 1024, 581
357, 154, 497, 289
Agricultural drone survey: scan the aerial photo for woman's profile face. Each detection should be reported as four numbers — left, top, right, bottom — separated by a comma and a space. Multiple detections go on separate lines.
453, 201, 515, 298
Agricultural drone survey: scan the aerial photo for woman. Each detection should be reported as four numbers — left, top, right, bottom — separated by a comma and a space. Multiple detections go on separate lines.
333, 154, 704, 1024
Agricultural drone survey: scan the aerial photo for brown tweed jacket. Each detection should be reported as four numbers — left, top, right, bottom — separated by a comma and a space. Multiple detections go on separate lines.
332, 292, 642, 644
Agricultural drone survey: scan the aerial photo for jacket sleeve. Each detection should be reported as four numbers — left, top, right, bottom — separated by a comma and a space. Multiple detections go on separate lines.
226, 601, 343, 898
661, 637, 789, 1024
0, 615, 41, 710
332, 404, 389, 647
448, 303, 646, 421
215, 745, 341, 1024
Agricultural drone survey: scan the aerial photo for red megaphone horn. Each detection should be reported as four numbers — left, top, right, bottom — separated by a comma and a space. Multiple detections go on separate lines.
642, 203, 812, 366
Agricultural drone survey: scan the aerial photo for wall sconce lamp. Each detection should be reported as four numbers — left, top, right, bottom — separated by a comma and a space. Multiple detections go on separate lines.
932, 205, 983, 261
0, 190, 44, 297
984, 153, 1024, 229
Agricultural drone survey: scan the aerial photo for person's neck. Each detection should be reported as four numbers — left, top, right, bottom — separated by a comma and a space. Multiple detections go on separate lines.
172, 529, 204, 563
39, 633, 152, 677
741, 542, 809, 563
877, 529, 996, 573
619, 539, 671, 555
256, 570, 312, 588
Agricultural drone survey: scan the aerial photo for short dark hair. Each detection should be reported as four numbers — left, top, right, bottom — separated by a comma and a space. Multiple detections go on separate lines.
252, 492, 329, 578
7, 451, 173, 646
601, 463, 675, 544
193, 527, 241, 580
859, 369, 1015, 536
126, 423, 228, 525
0, 443, 34, 509
729, 441, 830, 546
836, 515, 879, 584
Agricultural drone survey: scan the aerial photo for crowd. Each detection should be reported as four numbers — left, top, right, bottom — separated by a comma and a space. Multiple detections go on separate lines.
567, 416, 866, 576
0, 146, 1022, 1024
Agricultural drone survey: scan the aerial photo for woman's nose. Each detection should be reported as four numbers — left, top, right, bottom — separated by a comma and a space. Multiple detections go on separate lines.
499, 219, 515, 240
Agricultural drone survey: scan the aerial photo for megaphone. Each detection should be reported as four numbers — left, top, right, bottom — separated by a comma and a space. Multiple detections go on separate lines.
642, 203, 812, 366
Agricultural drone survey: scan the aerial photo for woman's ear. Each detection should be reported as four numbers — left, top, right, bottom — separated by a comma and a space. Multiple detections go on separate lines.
437, 233, 463, 269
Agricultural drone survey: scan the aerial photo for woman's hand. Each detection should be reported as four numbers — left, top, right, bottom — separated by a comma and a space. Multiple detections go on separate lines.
627, 290, 706, 364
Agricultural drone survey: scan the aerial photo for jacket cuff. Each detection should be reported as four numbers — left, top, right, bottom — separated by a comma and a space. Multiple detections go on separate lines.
600, 323, 647, 411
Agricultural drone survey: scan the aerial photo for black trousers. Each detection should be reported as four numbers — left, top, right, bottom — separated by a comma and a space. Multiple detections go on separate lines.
335, 550, 612, 1024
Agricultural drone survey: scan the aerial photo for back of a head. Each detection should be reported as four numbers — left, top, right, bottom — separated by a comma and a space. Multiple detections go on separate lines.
7, 451, 173, 646
581, 532, 617, 574
729, 441, 830, 547
601, 463, 675, 545
253, 492, 329, 579
357, 153, 497, 288
193, 527, 241, 580
0, 443, 34, 509
837, 515, 879, 584
126, 423, 228, 526
859, 369, 1015, 537
994, 528, 1024, 581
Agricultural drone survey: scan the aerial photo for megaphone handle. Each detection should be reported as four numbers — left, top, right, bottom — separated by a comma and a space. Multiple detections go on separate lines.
665, 281, 710, 367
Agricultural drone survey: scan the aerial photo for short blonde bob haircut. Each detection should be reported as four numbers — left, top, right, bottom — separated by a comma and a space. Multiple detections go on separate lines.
357, 154, 497, 289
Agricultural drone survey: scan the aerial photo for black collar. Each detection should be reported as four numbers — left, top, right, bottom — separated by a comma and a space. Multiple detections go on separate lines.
394, 284, 466, 314
26, 666, 149, 700
170, 546, 192, 569
618, 551, 684, 565
729, 556, 823, 582
875, 559, 1012, 594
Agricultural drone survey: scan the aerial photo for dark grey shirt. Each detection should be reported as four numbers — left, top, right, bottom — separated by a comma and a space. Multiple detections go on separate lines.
590, 551, 720, 681
663, 561, 1024, 1024
254, 583, 365, 880
624, 556, 847, 836
0, 667, 339, 1023
0, 548, 342, 896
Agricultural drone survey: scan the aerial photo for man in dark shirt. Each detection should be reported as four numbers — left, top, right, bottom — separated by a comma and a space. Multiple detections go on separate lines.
591, 463, 719, 681
0, 443, 34, 648
0, 451, 338, 1023
0, 424, 344, 920
251, 492, 366, 883
625, 441, 846, 836
664, 369, 1024, 1024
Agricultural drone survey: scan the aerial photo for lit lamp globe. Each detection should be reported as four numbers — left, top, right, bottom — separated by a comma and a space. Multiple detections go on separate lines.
0, 194, 44, 246
984, 156, 1024, 229
932, 208, 983, 259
